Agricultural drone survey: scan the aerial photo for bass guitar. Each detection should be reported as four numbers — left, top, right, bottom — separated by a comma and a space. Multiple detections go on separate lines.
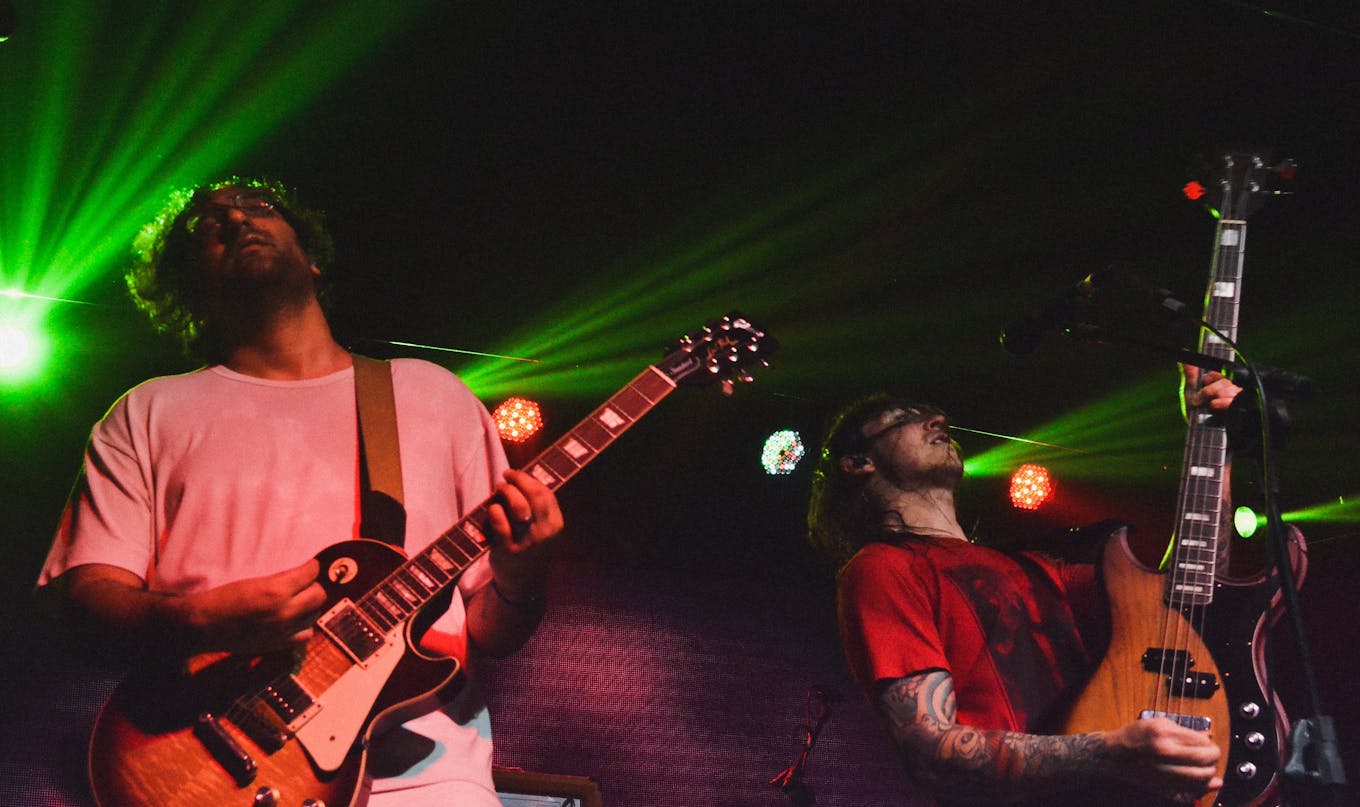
88, 312, 777, 807
1060, 155, 1305, 807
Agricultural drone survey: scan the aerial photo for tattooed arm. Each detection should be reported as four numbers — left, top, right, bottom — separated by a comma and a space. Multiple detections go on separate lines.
877, 670, 1222, 803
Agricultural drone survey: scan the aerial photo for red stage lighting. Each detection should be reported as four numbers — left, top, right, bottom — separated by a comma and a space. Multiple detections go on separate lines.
1009, 464, 1055, 510
493, 397, 544, 443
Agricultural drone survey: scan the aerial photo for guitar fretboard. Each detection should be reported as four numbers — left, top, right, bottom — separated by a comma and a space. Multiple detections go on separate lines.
355, 365, 679, 631
1166, 216, 1245, 607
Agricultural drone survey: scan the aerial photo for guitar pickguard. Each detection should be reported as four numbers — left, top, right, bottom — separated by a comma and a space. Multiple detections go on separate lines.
291, 600, 407, 773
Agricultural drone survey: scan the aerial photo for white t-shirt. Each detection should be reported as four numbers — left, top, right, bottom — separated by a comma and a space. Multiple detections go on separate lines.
39, 358, 508, 805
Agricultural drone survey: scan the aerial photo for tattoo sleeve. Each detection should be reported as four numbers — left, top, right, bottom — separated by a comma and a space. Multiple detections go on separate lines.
877, 671, 1107, 803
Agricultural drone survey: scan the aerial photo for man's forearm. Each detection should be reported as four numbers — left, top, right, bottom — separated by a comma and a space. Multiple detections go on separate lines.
465, 578, 546, 658
897, 721, 1106, 803
40, 568, 197, 666
879, 672, 1106, 803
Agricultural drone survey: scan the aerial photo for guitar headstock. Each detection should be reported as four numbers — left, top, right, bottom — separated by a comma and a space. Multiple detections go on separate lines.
657, 311, 778, 392
1182, 153, 1296, 221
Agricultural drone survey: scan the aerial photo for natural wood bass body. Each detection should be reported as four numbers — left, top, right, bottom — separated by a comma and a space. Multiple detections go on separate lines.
1061, 528, 1302, 807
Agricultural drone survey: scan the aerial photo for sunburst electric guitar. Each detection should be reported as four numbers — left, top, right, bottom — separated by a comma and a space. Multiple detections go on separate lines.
1060, 156, 1305, 807
88, 312, 777, 807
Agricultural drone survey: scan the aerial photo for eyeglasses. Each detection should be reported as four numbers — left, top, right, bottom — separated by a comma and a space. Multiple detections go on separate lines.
185, 193, 280, 238
862, 405, 945, 442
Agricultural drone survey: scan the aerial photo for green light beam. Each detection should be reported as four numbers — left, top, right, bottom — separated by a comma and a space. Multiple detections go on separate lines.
370, 339, 541, 364
2, 288, 101, 306
1, 0, 438, 382
964, 374, 1183, 480
949, 425, 1093, 455
1281, 495, 1360, 524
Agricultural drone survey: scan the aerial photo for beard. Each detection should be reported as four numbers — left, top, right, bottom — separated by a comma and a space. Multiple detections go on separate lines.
924, 455, 965, 490
212, 241, 317, 315
197, 240, 320, 356
883, 445, 964, 493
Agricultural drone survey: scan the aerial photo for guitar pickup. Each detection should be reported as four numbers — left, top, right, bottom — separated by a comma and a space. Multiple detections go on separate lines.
322, 601, 386, 664
193, 712, 257, 786
1142, 648, 1194, 671
1166, 671, 1220, 699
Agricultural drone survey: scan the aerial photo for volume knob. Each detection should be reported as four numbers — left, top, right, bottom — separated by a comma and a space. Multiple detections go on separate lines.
1238, 701, 1261, 719
1236, 761, 1258, 780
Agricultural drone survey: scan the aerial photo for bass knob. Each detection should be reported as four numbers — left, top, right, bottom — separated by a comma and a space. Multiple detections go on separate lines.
1236, 761, 1259, 780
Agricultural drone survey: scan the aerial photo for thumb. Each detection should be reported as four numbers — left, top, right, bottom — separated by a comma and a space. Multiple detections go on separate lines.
277, 558, 321, 592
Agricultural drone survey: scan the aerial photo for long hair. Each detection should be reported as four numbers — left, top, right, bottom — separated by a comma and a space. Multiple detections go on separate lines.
125, 176, 335, 360
807, 394, 910, 566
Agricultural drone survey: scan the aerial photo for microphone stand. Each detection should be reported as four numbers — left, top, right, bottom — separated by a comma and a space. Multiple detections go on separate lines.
1052, 319, 1348, 806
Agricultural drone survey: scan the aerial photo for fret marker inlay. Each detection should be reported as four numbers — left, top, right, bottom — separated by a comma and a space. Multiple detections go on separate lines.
597, 407, 626, 429
528, 464, 557, 487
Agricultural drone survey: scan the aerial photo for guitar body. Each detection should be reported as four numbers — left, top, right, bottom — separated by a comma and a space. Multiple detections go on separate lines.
1062, 528, 1304, 807
90, 540, 461, 807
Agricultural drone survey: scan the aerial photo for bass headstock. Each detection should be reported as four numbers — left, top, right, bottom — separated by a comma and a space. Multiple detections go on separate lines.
656, 311, 778, 393
1182, 153, 1296, 221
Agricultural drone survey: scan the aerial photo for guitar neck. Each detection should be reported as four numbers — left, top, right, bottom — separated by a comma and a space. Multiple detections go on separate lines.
1166, 213, 1246, 607
355, 365, 679, 628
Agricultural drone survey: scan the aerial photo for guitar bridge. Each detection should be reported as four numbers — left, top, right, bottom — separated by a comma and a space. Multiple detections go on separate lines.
1140, 710, 1211, 732
193, 712, 258, 786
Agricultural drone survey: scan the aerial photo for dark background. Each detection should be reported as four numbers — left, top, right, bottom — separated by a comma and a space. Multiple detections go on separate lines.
3, 2, 1358, 805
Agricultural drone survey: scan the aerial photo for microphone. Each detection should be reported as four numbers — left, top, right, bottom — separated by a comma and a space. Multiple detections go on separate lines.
999, 268, 1190, 356
999, 270, 1103, 356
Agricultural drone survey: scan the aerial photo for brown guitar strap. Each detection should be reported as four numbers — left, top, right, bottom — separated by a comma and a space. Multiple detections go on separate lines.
353, 354, 406, 546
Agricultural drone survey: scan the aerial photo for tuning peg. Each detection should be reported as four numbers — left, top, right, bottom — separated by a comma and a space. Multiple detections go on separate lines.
721, 378, 735, 396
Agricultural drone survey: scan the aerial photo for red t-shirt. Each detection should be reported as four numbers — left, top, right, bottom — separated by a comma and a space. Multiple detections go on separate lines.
839, 536, 1101, 733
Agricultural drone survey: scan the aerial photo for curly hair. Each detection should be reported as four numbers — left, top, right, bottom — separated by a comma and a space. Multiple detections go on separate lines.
807, 393, 926, 566
126, 176, 335, 360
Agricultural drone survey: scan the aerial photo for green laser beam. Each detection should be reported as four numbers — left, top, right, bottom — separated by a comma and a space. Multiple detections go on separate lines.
1, 0, 438, 380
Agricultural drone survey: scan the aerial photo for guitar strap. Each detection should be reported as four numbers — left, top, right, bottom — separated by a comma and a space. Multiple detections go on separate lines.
353, 354, 407, 547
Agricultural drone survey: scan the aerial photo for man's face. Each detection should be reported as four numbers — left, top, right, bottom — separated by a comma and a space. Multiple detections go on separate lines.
858, 405, 963, 488
188, 187, 316, 304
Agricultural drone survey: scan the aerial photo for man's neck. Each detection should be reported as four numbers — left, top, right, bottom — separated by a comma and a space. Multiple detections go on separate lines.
217, 299, 351, 380
872, 485, 968, 541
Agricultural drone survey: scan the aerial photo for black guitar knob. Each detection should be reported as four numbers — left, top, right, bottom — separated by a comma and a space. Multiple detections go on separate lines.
253, 786, 280, 806
1238, 701, 1261, 719
1236, 761, 1259, 780
1244, 731, 1266, 749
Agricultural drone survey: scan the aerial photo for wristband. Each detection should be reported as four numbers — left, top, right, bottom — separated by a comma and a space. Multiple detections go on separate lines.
491, 578, 543, 608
